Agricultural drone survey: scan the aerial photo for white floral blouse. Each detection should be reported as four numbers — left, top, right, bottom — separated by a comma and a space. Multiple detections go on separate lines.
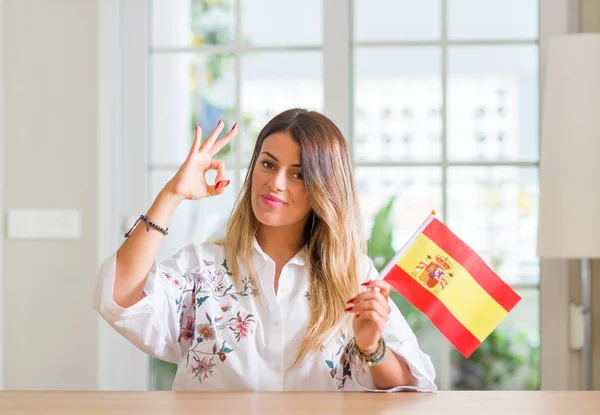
94, 238, 437, 392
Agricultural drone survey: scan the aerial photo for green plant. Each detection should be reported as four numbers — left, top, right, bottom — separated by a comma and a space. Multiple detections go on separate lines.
189, 0, 237, 157
191, 0, 235, 46
451, 329, 540, 390
150, 357, 178, 391
365, 196, 429, 335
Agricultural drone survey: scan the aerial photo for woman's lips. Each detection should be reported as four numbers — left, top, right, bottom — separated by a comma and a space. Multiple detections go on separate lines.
262, 194, 286, 208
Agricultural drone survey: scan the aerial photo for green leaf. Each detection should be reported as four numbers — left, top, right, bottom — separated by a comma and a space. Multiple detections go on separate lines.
365, 196, 429, 336
223, 347, 234, 353
197, 296, 209, 306
326, 360, 334, 369
366, 196, 397, 272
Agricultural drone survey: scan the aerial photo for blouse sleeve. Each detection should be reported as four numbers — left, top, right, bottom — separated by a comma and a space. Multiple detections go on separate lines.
93, 244, 201, 364
350, 255, 438, 393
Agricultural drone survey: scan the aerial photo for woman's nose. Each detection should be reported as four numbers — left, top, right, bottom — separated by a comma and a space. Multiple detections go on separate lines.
270, 170, 287, 191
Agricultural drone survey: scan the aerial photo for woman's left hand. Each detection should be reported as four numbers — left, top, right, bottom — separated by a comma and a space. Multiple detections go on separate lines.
346, 280, 392, 353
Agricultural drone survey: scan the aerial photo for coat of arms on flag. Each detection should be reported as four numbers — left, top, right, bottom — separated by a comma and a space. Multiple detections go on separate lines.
412, 254, 454, 294
380, 211, 521, 358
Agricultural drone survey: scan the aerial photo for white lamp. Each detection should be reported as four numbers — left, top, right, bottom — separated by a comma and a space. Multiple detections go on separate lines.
538, 33, 600, 391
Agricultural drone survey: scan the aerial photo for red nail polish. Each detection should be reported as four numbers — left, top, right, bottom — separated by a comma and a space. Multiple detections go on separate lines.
224, 180, 231, 187
216, 180, 222, 187
347, 298, 355, 304
230, 122, 237, 131
218, 118, 223, 125
361, 282, 371, 287
345, 307, 353, 312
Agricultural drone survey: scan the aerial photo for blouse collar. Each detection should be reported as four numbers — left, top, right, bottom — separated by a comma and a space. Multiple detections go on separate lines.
252, 235, 307, 267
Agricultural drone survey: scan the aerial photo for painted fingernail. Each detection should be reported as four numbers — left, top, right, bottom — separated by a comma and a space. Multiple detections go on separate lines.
361, 282, 371, 287
218, 118, 223, 125
355, 314, 360, 318
346, 298, 355, 304
230, 123, 237, 131
216, 180, 222, 187
345, 307, 353, 312
224, 180, 231, 188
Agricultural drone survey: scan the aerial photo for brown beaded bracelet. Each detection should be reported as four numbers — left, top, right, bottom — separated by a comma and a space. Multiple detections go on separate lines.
354, 337, 387, 367
124, 214, 169, 238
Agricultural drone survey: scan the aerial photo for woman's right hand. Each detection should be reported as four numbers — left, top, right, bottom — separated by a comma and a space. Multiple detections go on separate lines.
165, 119, 237, 201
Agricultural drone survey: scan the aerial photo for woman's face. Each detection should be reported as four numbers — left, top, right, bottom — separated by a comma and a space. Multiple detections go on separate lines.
251, 131, 312, 230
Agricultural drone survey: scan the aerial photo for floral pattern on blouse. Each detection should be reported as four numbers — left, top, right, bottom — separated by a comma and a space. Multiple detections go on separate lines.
173, 257, 258, 384
326, 330, 353, 390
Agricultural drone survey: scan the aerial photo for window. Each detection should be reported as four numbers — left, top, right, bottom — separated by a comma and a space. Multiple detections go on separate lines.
353, 0, 540, 390
148, 0, 324, 389
149, 0, 323, 261
147, 0, 540, 390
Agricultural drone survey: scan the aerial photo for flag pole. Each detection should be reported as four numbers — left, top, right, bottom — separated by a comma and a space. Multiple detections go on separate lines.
376, 210, 438, 280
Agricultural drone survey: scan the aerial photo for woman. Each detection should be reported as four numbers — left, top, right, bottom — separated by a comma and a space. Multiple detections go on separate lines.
94, 109, 436, 392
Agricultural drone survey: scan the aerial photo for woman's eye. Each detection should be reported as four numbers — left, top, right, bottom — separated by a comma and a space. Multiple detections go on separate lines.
261, 161, 274, 169
293, 172, 303, 180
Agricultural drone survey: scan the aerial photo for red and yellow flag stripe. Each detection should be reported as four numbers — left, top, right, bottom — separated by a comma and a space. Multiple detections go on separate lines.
384, 217, 521, 358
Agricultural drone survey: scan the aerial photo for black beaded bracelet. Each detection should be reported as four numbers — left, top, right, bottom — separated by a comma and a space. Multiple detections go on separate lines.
124, 215, 169, 238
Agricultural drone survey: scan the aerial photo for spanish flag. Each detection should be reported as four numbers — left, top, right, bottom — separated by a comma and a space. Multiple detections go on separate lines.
381, 212, 521, 358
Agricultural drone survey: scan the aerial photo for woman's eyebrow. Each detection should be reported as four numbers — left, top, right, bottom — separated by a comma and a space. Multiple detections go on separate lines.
260, 151, 301, 168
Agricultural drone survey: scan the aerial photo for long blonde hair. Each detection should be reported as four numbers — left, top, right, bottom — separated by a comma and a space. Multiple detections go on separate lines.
221, 109, 365, 366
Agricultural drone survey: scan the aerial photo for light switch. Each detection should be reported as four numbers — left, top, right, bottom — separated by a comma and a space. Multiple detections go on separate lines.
7, 209, 82, 239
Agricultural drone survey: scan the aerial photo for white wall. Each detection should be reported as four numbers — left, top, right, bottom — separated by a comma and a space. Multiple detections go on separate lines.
538, 0, 580, 390
579, 0, 600, 390
97, 0, 150, 391
2, 0, 98, 389
0, 0, 5, 389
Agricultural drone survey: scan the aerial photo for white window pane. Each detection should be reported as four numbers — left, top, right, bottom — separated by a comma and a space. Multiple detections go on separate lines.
447, 45, 539, 161
239, 168, 249, 189
241, 0, 322, 46
447, 167, 540, 285
354, 47, 442, 162
151, 0, 236, 47
451, 288, 539, 390
241, 52, 323, 162
354, 0, 441, 41
448, 0, 538, 40
151, 53, 236, 165
356, 167, 442, 256
150, 169, 237, 259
